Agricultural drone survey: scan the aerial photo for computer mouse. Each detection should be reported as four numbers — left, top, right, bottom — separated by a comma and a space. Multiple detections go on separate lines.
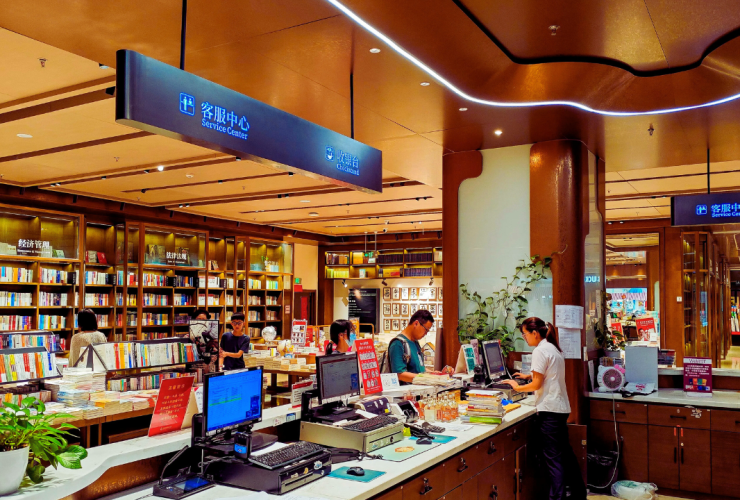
416, 438, 433, 445
347, 467, 365, 476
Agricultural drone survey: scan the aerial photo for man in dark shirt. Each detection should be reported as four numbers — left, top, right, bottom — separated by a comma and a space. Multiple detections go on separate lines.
220, 312, 250, 370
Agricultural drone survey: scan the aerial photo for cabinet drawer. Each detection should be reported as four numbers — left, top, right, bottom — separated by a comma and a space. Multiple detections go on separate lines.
648, 405, 710, 429
439, 485, 461, 500
473, 432, 505, 469
502, 422, 527, 455
590, 399, 647, 424
403, 463, 446, 500
444, 447, 478, 492
375, 486, 403, 500
710, 409, 740, 433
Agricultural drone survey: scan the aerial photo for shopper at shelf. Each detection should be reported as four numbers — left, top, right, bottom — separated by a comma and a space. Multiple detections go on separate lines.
69, 309, 107, 366
220, 312, 250, 370
500, 317, 586, 500
326, 319, 356, 354
190, 309, 218, 373
386, 310, 453, 384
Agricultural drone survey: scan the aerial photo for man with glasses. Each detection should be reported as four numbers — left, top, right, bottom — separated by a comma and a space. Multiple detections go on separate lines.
389, 310, 453, 383
220, 312, 250, 370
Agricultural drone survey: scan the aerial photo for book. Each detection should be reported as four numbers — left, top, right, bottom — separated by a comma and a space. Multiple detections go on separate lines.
54, 249, 65, 258
86, 251, 98, 263
156, 245, 167, 264
146, 244, 156, 263
97, 252, 107, 264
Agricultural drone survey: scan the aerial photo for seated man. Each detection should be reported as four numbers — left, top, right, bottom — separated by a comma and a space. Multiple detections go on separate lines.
388, 310, 434, 384
219, 312, 250, 370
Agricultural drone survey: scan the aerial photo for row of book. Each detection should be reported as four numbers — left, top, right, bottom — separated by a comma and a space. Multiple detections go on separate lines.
224, 296, 242, 306
407, 252, 434, 263
325, 268, 349, 279
116, 312, 138, 327
0, 292, 33, 307
106, 369, 200, 391
266, 296, 278, 305
84, 293, 110, 306
247, 311, 261, 321
266, 310, 278, 321
352, 252, 376, 265
141, 313, 169, 326
248, 279, 280, 290
0, 333, 61, 351
0, 316, 32, 331
94, 314, 109, 328
39, 292, 69, 307
405, 267, 433, 277
377, 253, 404, 264
39, 315, 67, 330
117, 271, 138, 286
325, 253, 350, 265
143, 273, 168, 287
40, 268, 77, 284
116, 293, 137, 306
113, 332, 137, 342
0, 386, 51, 405
0, 351, 56, 383
247, 327, 262, 337
198, 294, 219, 306
86, 341, 200, 370
84, 271, 115, 285
0, 267, 33, 283
248, 295, 263, 306
143, 294, 169, 306
173, 293, 193, 305
85, 251, 108, 264
378, 268, 402, 278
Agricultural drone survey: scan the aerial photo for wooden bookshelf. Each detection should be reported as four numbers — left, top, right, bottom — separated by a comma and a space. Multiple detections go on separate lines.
323, 246, 442, 280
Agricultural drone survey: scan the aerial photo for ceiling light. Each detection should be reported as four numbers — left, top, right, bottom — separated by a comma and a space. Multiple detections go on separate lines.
288, 172, 294, 176
429, 277, 434, 286
420, 82, 430, 86
143, 170, 150, 174
101, 176, 107, 180
235, 157, 241, 161
218, 180, 223, 184
342, 279, 348, 288
459, 107, 468, 111
99, 63, 109, 69
157, 165, 164, 171
309, 212, 319, 217
300, 200, 311, 203
16, 134, 32, 139
620, 221, 624, 224
369, 48, 381, 53
382, 279, 388, 286
608, 222, 613, 225
185, 204, 190, 208
178, 204, 183, 208
494, 129, 503, 136
141, 189, 147, 194
186, 174, 194, 178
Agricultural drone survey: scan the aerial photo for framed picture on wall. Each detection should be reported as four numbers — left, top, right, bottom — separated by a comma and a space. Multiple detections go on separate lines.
384, 319, 391, 331
410, 303, 419, 315
383, 288, 391, 300
410, 288, 418, 300
392, 303, 400, 316
438, 288, 443, 300
429, 288, 436, 300
401, 288, 409, 300
401, 303, 409, 316
419, 288, 430, 300
438, 304, 443, 317
392, 319, 401, 331
429, 304, 437, 315
392, 287, 400, 300
438, 320, 443, 330
383, 303, 391, 316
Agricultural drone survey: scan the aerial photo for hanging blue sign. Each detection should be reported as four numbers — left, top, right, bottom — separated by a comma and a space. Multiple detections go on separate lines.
115, 50, 382, 194
671, 192, 740, 226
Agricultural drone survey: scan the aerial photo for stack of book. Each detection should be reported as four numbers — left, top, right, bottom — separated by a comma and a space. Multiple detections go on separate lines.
56, 388, 90, 407
93, 398, 127, 416
464, 390, 504, 424
82, 405, 104, 419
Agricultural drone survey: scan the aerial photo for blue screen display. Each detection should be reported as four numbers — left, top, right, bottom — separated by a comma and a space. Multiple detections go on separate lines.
205, 368, 262, 432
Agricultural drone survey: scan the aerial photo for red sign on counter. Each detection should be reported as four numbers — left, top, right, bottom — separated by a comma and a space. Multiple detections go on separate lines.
684, 357, 712, 398
355, 338, 382, 395
148, 376, 195, 436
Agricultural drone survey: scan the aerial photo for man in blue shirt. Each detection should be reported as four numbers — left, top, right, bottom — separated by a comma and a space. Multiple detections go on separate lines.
389, 310, 435, 383
220, 312, 250, 370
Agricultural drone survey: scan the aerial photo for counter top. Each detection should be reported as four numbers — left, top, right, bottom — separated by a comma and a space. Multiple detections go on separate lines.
102, 399, 538, 500
589, 389, 740, 409
8, 404, 301, 500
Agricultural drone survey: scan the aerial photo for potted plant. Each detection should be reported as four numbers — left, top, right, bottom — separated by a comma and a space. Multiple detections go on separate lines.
0, 397, 88, 495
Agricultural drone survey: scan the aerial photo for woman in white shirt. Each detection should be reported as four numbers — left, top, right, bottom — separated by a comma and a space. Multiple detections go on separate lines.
501, 317, 586, 500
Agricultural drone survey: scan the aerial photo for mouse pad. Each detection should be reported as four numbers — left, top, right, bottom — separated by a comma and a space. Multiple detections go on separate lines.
410, 434, 457, 445
329, 466, 386, 482
373, 437, 441, 462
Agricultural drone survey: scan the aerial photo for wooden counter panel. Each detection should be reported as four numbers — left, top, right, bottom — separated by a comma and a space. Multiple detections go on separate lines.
590, 399, 647, 424
439, 485, 461, 500
710, 409, 740, 433
443, 447, 478, 492
402, 462, 446, 500
648, 405, 710, 429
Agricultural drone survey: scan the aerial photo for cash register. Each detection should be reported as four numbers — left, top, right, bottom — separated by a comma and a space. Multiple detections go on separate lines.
300, 353, 404, 453
193, 367, 332, 495
482, 340, 527, 403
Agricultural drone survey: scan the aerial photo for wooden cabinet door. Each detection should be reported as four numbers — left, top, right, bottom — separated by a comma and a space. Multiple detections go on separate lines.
402, 463, 446, 500
515, 445, 533, 500
375, 485, 404, 500
444, 447, 478, 493
648, 425, 679, 490
679, 428, 711, 494
590, 400, 648, 424
439, 485, 461, 500
462, 474, 478, 500
618, 423, 649, 483
477, 455, 516, 500
712, 430, 740, 497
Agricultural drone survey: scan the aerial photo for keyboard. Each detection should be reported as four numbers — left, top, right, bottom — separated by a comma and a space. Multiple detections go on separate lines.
248, 441, 324, 470
341, 414, 399, 433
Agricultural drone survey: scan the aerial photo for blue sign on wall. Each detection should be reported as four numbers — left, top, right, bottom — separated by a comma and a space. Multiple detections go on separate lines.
116, 50, 382, 194
672, 192, 740, 226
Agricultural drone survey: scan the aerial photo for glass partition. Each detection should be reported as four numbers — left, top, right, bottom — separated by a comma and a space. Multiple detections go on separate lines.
143, 226, 206, 268
0, 206, 79, 260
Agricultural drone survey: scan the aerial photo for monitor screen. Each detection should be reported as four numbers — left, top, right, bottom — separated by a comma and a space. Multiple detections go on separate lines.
317, 353, 360, 403
483, 341, 506, 379
204, 367, 263, 434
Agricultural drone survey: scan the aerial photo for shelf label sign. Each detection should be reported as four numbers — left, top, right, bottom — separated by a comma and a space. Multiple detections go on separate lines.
17, 239, 50, 256
116, 50, 382, 194
672, 192, 740, 225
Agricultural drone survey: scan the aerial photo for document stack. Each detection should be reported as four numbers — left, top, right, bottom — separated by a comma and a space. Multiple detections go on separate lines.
463, 390, 505, 424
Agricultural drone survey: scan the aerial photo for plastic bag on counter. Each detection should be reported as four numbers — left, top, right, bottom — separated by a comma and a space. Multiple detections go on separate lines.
610, 480, 658, 500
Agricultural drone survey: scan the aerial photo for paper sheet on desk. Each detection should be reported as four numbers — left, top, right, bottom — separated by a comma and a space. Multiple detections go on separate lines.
217, 493, 328, 500
434, 422, 473, 432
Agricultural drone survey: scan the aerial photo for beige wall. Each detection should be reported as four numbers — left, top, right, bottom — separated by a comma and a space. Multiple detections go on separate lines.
294, 243, 318, 290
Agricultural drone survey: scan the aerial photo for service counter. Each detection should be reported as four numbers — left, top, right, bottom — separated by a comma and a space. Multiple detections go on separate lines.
17, 400, 537, 500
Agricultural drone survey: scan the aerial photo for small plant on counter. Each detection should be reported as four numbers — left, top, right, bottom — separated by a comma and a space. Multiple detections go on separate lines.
594, 291, 626, 351
0, 396, 88, 488
458, 254, 553, 356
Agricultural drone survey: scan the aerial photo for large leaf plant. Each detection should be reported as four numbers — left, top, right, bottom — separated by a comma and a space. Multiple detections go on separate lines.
458, 255, 553, 356
0, 396, 88, 484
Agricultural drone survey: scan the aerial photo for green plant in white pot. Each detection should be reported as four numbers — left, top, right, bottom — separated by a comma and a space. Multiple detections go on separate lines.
0, 397, 88, 495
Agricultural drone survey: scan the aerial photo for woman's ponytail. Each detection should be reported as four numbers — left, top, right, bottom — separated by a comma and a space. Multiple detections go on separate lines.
519, 317, 562, 352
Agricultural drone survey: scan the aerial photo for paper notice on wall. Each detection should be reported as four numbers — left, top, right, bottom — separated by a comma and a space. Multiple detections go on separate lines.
559, 327, 582, 359
555, 305, 584, 329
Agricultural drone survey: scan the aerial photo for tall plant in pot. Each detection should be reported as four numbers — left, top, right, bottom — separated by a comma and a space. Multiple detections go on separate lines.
0, 397, 88, 494
457, 255, 553, 356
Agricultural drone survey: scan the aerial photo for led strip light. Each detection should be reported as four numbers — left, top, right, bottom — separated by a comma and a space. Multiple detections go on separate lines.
325, 0, 740, 117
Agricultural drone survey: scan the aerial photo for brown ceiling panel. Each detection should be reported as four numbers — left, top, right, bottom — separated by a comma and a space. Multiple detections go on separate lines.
459, 0, 667, 72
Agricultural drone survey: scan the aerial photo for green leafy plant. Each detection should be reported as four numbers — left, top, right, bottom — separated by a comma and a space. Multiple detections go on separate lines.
593, 291, 626, 351
0, 397, 88, 484
457, 254, 554, 356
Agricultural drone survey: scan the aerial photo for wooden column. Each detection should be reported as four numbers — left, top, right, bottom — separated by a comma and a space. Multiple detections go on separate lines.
530, 141, 589, 424
441, 150, 483, 368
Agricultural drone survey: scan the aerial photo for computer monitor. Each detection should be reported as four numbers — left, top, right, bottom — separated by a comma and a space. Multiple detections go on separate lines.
203, 366, 263, 436
316, 353, 360, 404
482, 340, 506, 381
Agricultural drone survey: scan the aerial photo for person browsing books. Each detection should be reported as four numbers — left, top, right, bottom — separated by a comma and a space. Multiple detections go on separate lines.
69, 309, 107, 366
219, 312, 250, 370
388, 310, 454, 383
499, 317, 586, 500
326, 319, 355, 354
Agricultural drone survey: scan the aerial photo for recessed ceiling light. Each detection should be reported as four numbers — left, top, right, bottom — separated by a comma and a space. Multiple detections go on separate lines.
369, 48, 381, 53
16, 134, 32, 139
459, 107, 468, 111
185, 174, 194, 178
157, 165, 164, 171
309, 212, 319, 217
300, 200, 311, 203
420, 82, 430, 86
494, 129, 503, 136
99, 63, 109, 69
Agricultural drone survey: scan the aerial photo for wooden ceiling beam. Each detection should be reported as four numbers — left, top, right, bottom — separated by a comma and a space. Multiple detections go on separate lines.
264, 208, 442, 224
241, 196, 437, 215
0, 76, 116, 113
121, 172, 286, 193
0, 88, 114, 125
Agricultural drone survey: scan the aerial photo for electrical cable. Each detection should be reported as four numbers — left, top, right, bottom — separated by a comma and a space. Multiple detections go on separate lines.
586, 392, 620, 490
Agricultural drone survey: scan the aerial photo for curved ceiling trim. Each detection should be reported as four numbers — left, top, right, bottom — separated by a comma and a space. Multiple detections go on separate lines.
325, 0, 740, 117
